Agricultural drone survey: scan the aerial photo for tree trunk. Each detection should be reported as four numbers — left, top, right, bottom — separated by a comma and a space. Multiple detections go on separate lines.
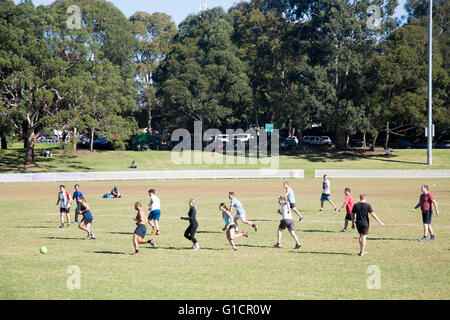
384, 121, 390, 150
24, 127, 36, 165
90, 128, 94, 151
362, 132, 366, 149
0, 129, 7, 150
147, 105, 152, 135
73, 127, 77, 152
371, 134, 377, 151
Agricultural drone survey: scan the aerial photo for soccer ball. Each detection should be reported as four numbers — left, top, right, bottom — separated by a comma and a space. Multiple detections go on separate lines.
40, 247, 48, 254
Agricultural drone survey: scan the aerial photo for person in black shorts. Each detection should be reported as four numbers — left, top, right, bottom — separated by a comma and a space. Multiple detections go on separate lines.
181, 199, 200, 250
351, 193, 384, 256
132, 202, 155, 255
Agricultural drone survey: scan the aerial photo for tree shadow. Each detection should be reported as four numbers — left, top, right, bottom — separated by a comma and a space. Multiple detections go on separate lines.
41, 236, 83, 240
238, 244, 273, 249
151, 246, 224, 251
301, 229, 335, 233
16, 225, 55, 229
92, 251, 127, 255
291, 250, 353, 256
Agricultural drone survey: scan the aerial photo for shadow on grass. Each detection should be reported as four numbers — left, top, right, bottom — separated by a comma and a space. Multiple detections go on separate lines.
238, 244, 273, 249
150, 246, 224, 251
16, 225, 55, 229
41, 236, 83, 240
92, 251, 127, 255
301, 229, 336, 233
108, 231, 133, 235
196, 230, 222, 234
291, 250, 353, 256
366, 237, 417, 241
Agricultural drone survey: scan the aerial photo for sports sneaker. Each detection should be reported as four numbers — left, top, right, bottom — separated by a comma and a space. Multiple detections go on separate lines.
155, 230, 160, 236
299, 217, 304, 222
319, 208, 324, 211
419, 237, 427, 242
59, 224, 64, 228
71, 221, 78, 224
193, 246, 200, 250
273, 243, 281, 248
232, 247, 237, 251
148, 239, 155, 247
87, 231, 91, 238
429, 236, 436, 241
131, 252, 139, 255
334, 208, 338, 211
151, 227, 156, 235
90, 235, 96, 240
294, 243, 301, 249
357, 252, 365, 256
253, 224, 258, 232
341, 228, 346, 232
242, 232, 248, 238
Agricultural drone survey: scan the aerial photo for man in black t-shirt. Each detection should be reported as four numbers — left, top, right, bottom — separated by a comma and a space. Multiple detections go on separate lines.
352, 193, 384, 256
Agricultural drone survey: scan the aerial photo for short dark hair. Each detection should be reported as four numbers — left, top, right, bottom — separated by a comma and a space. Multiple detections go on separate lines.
345, 188, 351, 193
59, 185, 65, 188
148, 189, 155, 194
229, 191, 235, 196
74, 184, 79, 188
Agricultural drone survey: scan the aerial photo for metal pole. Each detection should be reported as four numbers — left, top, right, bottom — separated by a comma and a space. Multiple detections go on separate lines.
427, 0, 433, 165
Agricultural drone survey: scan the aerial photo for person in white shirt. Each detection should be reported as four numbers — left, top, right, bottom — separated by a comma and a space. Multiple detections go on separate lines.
283, 182, 304, 222
320, 174, 337, 211
148, 189, 162, 235
273, 196, 301, 249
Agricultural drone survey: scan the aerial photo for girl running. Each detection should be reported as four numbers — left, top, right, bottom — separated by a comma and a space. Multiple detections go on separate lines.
219, 203, 248, 251
77, 196, 96, 239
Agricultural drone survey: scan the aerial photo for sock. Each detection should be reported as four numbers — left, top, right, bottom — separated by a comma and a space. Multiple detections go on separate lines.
135, 249, 139, 253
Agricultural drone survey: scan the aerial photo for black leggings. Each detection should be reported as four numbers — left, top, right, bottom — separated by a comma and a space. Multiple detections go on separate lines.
184, 223, 198, 244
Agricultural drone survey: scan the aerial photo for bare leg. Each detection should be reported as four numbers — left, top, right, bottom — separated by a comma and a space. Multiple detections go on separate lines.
359, 234, 367, 254
59, 212, 64, 225
65, 212, 70, 224
329, 200, 337, 210
320, 200, 324, 209
277, 229, 282, 245
289, 229, 300, 245
292, 207, 303, 218
428, 224, 434, 237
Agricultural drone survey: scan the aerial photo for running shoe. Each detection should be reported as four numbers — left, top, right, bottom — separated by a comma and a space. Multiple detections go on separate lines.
233, 247, 237, 251
273, 243, 281, 248
148, 239, 155, 247
151, 226, 156, 235
419, 237, 427, 242
71, 221, 78, 224
341, 228, 346, 232
429, 236, 436, 241
59, 224, 64, 228
90, 235, 96, 240
294, 243, 301, 249
155, 230, 160, 236
299, 217, 304, 222
253, 224, 258, 232
242, 232, 248, 238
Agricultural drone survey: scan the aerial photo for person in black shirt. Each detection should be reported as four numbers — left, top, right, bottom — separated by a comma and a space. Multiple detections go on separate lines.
352, 193, 384, 256
181, 199, 199, 250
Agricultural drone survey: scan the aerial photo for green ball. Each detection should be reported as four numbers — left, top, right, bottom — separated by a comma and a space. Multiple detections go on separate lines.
40, 247, 48, 254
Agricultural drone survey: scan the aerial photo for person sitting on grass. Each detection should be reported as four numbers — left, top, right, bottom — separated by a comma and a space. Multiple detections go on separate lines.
130, 161, 137, 169
111, 186, 121, 198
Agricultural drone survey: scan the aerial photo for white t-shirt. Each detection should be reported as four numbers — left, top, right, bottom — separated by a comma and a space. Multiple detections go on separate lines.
149, 194, 161, 211
280, 201, 293, 220
322, 179, 330, 194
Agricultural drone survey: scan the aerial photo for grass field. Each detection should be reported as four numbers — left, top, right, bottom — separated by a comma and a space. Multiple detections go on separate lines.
1, 143, 450, 176
0, 178, 449, 299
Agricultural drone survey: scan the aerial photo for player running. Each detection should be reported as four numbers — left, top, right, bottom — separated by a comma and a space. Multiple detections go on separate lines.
320, 174, 337, 211
351, 193, 384, 256
148, 189, 162, 235
413, 185, 440, 242
338, 188, 355, 232
71, 184, 84, 224
56, 185, 71, 228
77, 196, 96, 239
283, 182, 304, 222
132, 202, 155, 255
273, 196, 301, 249
219, 203, 248, 251
228, 192, 258, 232
181, 199, 200, 250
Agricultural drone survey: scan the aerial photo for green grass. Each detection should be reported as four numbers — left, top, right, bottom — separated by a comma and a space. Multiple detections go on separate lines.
1, 142, 450, 176
0, 178, 449, 299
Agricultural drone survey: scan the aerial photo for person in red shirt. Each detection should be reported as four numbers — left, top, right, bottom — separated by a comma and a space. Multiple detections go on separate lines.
338, 188, 355, 232
413, 185, 440, 241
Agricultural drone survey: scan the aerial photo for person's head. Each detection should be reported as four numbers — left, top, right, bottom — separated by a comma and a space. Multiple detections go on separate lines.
278, 195, 286, 204
421, 185, 429, 193
359, 193, 367, 201
74, 184, 80, 191
283, 181, 289, 188
323, 174, 328, 180
59, 185, 65, 192
228, 192, 235, 200
189, 199, 196, 208
148, 189, 155, 195
219, 203, 227, 211
134, 201, 142, 210
344, 187, 351, 195
78, 196, 87, 204
114, 186, 119, 190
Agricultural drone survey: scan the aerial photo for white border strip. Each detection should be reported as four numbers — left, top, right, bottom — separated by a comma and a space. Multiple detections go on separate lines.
0, 169, 304, 183
315, 169, 450, 178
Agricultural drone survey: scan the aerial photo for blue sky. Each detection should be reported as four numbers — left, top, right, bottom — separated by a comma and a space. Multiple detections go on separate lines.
14, 0, 408, 26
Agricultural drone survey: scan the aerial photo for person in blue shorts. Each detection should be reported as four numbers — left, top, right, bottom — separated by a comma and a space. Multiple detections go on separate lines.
148, 189, 162, 235
132, 202, 155, 255
77, 196, 96, 239
71, 184, 84, 224
320, 174, 337, 211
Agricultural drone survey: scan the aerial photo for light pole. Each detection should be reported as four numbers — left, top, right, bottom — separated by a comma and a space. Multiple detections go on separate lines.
427, 0, 433, 165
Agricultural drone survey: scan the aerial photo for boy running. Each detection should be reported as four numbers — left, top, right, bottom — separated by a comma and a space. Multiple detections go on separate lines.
283, 182, 304, 222
181, 199, 200, 250
71, 184, 84, 224
273, 196, 301, 249
219, 203, 248, 251
413, 185, 440, 241
228, 192, 258, 232
351, 193, 384, 256
56, 185, 71, 228
148, 189, 161, 235
320, 174, 337, 211
77, 196, 96, 239
338, 188, 355, 232
132, 202, 155, 255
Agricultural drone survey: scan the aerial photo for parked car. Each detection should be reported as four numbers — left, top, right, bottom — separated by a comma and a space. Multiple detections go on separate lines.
303, 136, 325, 146
280, 137, 298, 150
321, 136, 332, 146
148, 136, 162, 150
416, 141, 427, 149
93, 136, 112, 150
393, 140, 413, 149
435, 140, 450, 149
348, 139, 372, 148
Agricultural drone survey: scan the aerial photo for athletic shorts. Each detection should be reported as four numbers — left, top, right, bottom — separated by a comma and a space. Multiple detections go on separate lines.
233, 211, 246, 221
345, 213, 352, 221
75, 205, 82, 214
81, 217, 93, 224
279, 219, 295, 231
60, 207, 69, 214
356, 223, 369, 235
228, 224, 237, 231
321, 193, 331, 201
289, 202, 296, 209
422, 210, 433, 224
148, 209, 161, 221
134, 224, 147, 238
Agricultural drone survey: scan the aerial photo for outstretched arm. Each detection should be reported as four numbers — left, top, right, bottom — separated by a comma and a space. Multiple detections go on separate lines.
370, 212, 384, 227
432, 200, 439, 216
